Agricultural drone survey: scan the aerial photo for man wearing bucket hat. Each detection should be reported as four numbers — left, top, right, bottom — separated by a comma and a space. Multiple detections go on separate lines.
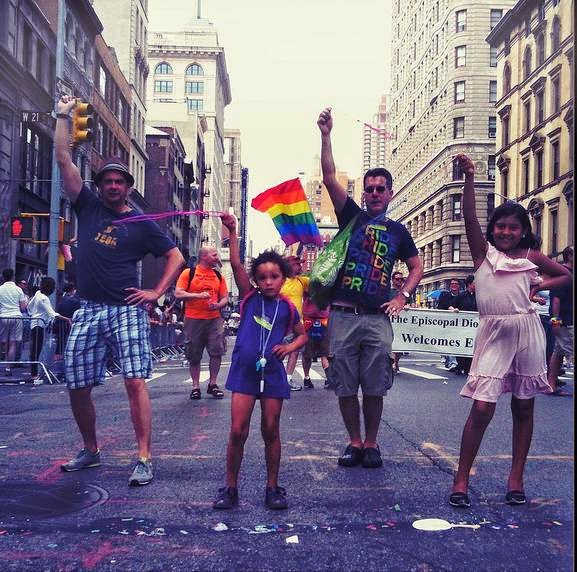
54, 94, 185, 486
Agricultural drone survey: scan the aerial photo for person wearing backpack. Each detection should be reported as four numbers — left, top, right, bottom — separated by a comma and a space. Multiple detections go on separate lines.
175, 247, 229, 400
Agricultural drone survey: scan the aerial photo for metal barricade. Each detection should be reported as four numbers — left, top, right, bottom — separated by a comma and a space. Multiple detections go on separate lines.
149, 322, 185, 362
0, 316, 62, 384
2, 317, 188, 383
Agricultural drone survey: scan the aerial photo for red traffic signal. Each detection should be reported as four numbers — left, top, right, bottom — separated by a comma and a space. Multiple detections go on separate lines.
10, 216, 35, 240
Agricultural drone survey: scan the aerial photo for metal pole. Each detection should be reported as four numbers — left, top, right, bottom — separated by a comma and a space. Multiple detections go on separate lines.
47, 0, 66, 299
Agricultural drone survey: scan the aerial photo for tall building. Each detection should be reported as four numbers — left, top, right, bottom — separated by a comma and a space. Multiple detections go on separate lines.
300, 157, 358, 271
92, 36, 132, 187
144, 125, 193, 287
389, 0, 516, 303
362, 94, 391, 174
146, 17, 232, 252
92, 0, 149, 199
1, 0, 56, 281
305, 156, 357, 226
487, 0, 573, 257
224, 129, 247, 262
2, 0, 102, 286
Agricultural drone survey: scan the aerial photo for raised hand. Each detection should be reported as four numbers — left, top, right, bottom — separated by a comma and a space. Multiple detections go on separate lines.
220, 212, 237, 232
455, 154, 475, 177
317, 107, 333, 135
57, 94, 78, 115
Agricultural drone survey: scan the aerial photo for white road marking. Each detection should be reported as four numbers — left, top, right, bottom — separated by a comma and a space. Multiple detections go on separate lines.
398, 367, 448, 380
145, 372, 167, 384
292, 367, 325, 381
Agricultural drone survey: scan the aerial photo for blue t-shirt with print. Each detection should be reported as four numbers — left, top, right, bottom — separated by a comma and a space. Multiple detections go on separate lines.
73, 186, 175, 305
332, 198, 418, 310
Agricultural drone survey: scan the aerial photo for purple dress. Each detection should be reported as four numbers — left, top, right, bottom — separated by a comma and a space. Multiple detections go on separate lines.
225, 291, 299, 399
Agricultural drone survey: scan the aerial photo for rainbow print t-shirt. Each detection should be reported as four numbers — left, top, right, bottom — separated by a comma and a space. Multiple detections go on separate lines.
332, 198, 418, 310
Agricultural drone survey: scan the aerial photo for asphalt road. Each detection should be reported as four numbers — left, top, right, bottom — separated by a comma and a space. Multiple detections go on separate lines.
0, 344, 573, 571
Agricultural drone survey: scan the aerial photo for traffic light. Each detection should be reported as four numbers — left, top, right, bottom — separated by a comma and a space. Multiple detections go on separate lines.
72, 101, 93, 145
10, 216, 35, 240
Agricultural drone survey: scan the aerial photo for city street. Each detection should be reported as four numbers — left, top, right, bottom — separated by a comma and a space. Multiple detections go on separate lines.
0, 345, 573, 571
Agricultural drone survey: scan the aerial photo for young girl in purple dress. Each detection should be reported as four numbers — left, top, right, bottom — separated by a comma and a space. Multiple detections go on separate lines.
449, 155, 571, 508
213, 214, 307, 510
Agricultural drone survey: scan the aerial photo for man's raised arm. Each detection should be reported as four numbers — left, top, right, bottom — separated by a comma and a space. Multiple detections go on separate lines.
317, 108, 348, 214
55, 95, 83, 203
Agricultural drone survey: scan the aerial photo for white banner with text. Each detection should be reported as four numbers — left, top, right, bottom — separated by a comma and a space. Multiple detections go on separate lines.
390, 308, 479, 356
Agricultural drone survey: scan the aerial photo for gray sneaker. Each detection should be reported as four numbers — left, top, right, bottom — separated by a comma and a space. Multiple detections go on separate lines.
60, 448, 101, 472
289, 381, 302, 391
128, 459, 153, 486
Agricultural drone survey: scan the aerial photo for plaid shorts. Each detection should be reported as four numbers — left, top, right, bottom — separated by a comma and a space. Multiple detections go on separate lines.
64, 301, 152, 390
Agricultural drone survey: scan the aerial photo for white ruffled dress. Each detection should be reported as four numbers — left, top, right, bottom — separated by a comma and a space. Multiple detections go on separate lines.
460, 244, 552, 403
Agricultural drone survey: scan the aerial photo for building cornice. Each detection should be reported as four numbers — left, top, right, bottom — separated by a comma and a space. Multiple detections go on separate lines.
487, 0, 534, 46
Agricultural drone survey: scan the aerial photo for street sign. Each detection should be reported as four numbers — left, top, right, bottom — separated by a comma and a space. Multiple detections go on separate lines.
21, 111, 55, 128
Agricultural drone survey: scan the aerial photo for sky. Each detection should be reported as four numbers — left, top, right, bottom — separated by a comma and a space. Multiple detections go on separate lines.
148, 0, 391, 252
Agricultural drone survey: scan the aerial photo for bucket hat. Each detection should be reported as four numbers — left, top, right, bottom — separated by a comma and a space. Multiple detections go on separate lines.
94, 157, 134, 187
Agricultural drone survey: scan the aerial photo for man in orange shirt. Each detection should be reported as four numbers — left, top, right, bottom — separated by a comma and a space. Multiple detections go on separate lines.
175, 247, 229, 400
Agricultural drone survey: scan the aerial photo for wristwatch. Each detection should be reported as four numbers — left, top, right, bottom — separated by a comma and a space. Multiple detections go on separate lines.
401, 290, 411, 300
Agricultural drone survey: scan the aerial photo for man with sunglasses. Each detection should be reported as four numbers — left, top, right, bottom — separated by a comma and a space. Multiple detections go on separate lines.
54, 95, 185, 487
317, 108, 423, 469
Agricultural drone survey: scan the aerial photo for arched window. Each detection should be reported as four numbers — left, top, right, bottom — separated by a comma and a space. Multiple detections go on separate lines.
186, 63, 203, 76
523, 47, 532, 80
536, 33, 545, 66
155, 62, 173, 74
503, 64, 511, 94
551, 17, 561, 52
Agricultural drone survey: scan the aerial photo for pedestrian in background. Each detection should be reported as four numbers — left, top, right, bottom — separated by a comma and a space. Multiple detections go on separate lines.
280, 255, 309, 391
26, 277, 71, 380
438, 278, 461, 371
175, 247, 228, 400
54, 283, 81, 360
448, 155, 571, 509
301, 292, 331, 389
0, 268, 28, 376
389, 271, 414, 375
449, 274, 477, 375
547, 245, 573, 395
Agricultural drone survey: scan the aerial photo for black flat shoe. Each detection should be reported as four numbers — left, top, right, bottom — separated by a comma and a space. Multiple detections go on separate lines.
361, 446, 383, 468
265, 486, 288, 510
449, 492, 471, 508
337, 444, 363, 467
505, 490, 527, 505
213, 486, 238, 509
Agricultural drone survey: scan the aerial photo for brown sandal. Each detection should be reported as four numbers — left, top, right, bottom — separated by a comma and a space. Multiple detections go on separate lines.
189, 388, 201, 400
207, 384, 224, 398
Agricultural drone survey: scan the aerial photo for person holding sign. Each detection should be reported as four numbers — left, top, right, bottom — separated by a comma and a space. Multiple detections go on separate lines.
213, 214, 307, 510
449, 155, 571, 508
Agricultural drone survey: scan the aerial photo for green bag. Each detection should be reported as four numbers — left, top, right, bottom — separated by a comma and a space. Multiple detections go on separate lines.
309, 215, 358, 308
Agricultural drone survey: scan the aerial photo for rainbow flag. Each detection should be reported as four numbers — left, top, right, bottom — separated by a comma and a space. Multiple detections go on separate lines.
251, 178, 323, 247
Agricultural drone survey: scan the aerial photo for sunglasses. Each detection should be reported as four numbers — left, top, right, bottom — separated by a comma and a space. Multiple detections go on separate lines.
363, 185, 388, 194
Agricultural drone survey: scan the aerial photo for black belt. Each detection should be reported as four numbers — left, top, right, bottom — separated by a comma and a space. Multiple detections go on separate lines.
330, 304, 382, 315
